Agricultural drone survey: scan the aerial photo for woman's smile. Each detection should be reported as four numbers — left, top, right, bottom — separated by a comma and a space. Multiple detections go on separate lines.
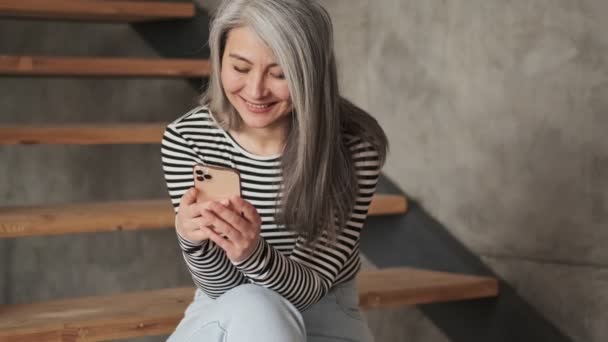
239, 96, 279, 113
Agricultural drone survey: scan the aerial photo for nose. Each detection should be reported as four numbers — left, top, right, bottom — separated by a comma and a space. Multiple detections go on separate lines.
245, 72, 268, 99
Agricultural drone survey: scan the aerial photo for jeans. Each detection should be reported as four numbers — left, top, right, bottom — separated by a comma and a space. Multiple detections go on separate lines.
166, 280, 375, 342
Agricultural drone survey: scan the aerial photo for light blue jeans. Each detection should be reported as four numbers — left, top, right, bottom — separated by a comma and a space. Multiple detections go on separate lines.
166, 280, 375, 342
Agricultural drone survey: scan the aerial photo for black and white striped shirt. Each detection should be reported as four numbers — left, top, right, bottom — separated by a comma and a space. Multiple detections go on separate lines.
161, 105, 381, 311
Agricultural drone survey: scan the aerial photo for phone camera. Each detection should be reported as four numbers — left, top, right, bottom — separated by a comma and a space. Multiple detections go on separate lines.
195, 168, 212, 181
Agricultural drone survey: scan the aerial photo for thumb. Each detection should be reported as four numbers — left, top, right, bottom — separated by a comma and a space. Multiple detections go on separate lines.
180, 187, 197, 207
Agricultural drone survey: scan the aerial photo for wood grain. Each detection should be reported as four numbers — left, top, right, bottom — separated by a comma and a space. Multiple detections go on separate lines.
0, 0, 195, 22
0, 268, 498, 341
0, 195, 408, 238
0, 123, 166, 145
0, 200, 175, 238
0, 56, 210, 77
0, 287, 191, 341
357, 267, 499, 309
367, 194, 407, 216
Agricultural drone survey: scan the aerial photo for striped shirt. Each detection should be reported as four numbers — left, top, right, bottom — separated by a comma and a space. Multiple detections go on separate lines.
161, 105, 381, 311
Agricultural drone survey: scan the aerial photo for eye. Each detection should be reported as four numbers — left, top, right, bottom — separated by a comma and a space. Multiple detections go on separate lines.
233, 66, 249, 73
270, 72, 285, 80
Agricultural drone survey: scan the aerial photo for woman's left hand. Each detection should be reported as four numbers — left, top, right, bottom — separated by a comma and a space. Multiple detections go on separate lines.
203, 196, 262, 263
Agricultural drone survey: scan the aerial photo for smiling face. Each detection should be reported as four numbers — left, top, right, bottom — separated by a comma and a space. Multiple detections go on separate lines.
220, 26, 292, 134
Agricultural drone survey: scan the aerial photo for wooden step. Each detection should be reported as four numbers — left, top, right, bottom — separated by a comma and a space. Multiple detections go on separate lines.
357, 267, 499, 309
0, 56, 210, 77
0, 195, 408, 238
0, 200, 173, 238
0, 123, 166, 145
0, 0, 195, 22
0, 268, 498, 341
370, 194, 407, 216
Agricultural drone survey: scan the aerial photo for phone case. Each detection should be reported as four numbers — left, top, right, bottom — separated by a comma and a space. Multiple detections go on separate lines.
193, 164, 241, 203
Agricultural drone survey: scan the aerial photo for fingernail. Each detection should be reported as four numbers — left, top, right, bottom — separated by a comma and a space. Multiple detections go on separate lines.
220, 199, 229, 206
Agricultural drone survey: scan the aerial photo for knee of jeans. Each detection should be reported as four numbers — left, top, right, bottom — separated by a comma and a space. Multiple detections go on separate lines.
220, 284, 299, 320
221, 284, 295, 316
220, 284, 306, 341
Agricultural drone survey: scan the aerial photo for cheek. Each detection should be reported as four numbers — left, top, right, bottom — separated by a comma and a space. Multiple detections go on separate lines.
220, 68, 243, 93
271, 83, 291, 102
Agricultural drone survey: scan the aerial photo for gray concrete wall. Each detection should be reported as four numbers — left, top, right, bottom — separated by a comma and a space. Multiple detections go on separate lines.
331, 0, 606, 341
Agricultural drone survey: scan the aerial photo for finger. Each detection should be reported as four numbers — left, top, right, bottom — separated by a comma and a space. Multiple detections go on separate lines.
181, 215, 222, 240
194, 204, 220, 224
185, 201, 211, 221
179, 188, 201, 218
208, 202, 248, 235
219, 198, 231, 208
184, 228, 210, 242
189, 216, 214, 230
203, 226, 232, 251
194, 200, 216, 216
204, 207, 242, 241
219, 198, 239, 215
179, 187, 197, 208
231, 196, 261, 225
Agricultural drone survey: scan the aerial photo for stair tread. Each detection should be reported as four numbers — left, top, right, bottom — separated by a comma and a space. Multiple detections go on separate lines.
0, 268, 498, 341
0, 123, 166, 145
0, 195, 408, 238
358, 267, 499, 308
0, 55, 210, 77
0, 0, 195, 22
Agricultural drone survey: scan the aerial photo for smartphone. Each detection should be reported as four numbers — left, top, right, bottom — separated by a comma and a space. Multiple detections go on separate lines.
193, 164, 241, 203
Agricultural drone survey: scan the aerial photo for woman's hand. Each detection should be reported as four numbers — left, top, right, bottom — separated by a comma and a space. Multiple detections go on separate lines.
202, 196, 262, 263
175, 187, 218, 244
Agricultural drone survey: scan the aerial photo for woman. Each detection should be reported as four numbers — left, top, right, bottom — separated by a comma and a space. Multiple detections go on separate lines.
161, 0, 388, 341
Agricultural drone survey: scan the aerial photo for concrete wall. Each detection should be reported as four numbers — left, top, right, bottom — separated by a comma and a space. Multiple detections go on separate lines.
326, 0, 606, 341
1, 1, 606, 341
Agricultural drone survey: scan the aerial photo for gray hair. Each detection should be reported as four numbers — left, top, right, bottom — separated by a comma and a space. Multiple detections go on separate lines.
202, 0, 388, 245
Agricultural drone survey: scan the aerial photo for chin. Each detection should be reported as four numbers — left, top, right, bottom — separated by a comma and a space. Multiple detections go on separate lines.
240, 114, 279, 129
236, 107, 289, 130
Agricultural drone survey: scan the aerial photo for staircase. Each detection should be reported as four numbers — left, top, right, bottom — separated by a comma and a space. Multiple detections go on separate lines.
0, 1, 499, 341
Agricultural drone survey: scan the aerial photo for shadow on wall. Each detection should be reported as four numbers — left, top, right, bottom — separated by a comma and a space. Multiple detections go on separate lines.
361, 175, 573, 342
132, 5, 211, 91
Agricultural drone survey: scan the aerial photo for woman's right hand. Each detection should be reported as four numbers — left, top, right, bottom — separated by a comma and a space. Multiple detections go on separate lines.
175, 187, 216, 244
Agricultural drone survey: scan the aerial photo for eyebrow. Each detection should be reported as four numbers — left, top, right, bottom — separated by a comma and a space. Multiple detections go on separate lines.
228, 53, 279, 68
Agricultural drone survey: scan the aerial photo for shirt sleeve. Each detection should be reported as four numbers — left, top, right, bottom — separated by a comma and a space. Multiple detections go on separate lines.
161, 123, 249, 297
231, 139, 381, 311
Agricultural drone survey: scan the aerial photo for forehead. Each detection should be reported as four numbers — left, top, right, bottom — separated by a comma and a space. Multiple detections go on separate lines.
224, 26, 278, 65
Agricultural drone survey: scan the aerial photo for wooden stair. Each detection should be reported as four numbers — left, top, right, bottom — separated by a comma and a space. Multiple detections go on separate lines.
0, 56, 210, 77
0, 0, 195, 22
0, 195, 408, 238
0, 123, 166, 145
0, 268, 499, 341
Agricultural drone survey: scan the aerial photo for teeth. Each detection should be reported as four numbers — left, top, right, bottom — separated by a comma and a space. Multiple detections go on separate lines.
245, 99, 272, 109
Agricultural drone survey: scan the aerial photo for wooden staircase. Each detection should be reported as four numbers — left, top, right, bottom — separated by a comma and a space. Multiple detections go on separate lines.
0, 1, 499, 341
0, 269, 498, 341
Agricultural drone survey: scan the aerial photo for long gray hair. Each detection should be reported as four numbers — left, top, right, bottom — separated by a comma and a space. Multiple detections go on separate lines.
202, 0, 388, 245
